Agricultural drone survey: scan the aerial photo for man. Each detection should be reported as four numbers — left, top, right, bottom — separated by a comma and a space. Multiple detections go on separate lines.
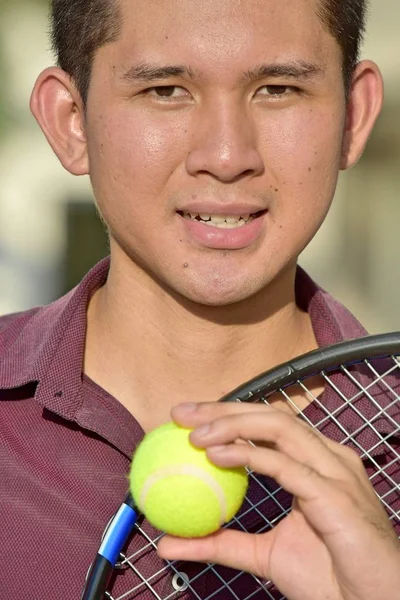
1, 0, 399, 599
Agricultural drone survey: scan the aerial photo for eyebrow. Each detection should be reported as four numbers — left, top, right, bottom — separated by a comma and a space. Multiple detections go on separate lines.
120, 60, 325, 84
121, 64, 198, 83
239, 61, 325, 83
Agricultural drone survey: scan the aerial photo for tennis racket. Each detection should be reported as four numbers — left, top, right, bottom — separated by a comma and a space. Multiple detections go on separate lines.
82, 331, 400, 600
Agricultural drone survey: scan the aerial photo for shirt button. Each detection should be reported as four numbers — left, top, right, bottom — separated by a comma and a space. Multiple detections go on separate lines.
171, 571, 190, 592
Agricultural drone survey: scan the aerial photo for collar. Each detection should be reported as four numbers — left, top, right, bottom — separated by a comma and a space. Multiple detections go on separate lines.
0, 257, 110, 419
0, 259, 367, 420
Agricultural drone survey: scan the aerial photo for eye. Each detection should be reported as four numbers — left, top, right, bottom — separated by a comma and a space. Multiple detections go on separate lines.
257, 85, 297, 97
144, 86, 189, 99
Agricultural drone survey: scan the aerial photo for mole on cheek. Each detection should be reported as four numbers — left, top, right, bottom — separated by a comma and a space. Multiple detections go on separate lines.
183, 263, 189, 269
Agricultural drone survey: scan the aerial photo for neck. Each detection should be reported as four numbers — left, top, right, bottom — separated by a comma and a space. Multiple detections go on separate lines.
84, 255, 317, 430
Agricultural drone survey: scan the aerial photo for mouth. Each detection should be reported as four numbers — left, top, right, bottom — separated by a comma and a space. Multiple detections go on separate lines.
176, 210, 267, 229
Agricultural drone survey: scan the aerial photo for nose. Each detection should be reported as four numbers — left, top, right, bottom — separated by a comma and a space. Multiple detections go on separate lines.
185, 100, 265, 183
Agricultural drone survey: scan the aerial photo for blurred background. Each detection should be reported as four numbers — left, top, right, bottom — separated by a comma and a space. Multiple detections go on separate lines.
0, 0, 399, 331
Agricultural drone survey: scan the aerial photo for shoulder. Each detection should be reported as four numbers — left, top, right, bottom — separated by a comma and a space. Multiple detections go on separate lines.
296, 267, 368, 346
0, 306, 42, 334
0, 293, 71, 376
0, 306, 44, 356
0, 258, 110, 379
0, 291, 74, 345
0, 285, 82, 389
315, 286, 368, 338
0, 258, 110, 389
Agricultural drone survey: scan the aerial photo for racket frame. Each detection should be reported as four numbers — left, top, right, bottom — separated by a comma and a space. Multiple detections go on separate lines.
81, 331, 400, 600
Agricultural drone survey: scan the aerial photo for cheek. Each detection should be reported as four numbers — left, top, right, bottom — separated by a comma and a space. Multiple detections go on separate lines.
262, 106, 344, 220
87, 107, 189, 211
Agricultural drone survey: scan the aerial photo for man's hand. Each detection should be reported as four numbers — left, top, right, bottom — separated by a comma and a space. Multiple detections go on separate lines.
157, 402, 400, 600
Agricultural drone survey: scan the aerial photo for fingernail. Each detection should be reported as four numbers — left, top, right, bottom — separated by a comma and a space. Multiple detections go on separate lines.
176, 402, 197, 413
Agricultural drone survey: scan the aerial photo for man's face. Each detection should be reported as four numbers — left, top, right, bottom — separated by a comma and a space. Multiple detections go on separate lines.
86, 0, 346, 305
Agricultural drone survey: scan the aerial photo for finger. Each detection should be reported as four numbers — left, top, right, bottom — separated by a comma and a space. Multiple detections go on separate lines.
206, 441, 324, 500
205, 442, 356, 536
190, 411, 347, 479
174, 402, 365, 481
171, 400, 275, 428
174, 400, 335, 452
202, 445, 397, 566
157, 526, 271, 579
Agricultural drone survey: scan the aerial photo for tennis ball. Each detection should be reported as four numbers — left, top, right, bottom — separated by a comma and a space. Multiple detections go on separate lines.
129, 421, 248, 538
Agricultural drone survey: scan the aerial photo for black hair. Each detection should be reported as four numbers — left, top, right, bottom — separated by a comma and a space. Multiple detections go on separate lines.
50, 0, 368, 104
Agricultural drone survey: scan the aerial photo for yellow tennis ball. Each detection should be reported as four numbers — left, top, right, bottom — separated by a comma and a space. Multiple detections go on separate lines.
129, 421, 248, 538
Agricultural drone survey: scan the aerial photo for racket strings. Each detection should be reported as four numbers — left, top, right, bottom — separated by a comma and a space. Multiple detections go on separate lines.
104, 355, 400, 600
293, 358, 400, 526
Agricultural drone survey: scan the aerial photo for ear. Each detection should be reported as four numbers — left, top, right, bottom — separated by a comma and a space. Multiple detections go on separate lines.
340, 60, 384, 170
30, 67, 89, 175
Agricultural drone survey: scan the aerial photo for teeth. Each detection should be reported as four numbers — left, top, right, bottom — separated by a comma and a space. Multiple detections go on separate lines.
206, 221, 227, 228
226, 222, 242, 228
210, 215, 226, 224
182, 212, 253, 228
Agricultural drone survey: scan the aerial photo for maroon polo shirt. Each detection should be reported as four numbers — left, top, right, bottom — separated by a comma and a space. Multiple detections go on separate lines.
0, 257, 399, 600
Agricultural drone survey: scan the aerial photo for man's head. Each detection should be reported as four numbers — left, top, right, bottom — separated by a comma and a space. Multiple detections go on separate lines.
31, 0, 383, 307
51, 0, 368, 105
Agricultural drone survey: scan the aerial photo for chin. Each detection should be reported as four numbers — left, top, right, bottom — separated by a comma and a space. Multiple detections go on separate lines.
159, 261, 274, 307
187, 293, 245, 307
178, 278, 261, 307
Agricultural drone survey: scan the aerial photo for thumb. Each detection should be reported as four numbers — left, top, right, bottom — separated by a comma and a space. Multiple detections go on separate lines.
157, 528, 270, 579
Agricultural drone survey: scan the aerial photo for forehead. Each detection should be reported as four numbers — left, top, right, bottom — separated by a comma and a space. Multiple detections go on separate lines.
107, 0, 339, 75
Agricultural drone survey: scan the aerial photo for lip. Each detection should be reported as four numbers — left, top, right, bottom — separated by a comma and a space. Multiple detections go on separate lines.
177, 210, 267, 250
176, 202, 266, 216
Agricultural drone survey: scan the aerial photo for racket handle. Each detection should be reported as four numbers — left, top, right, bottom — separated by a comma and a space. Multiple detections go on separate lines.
81, 494, 139, 600
81, 555, 114, 600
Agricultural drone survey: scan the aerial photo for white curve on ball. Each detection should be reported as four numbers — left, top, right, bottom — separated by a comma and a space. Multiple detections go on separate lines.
139, 464, 228, 524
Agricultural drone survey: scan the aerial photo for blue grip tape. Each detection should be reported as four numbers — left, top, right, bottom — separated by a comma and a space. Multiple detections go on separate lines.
98, 503, 138, 565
